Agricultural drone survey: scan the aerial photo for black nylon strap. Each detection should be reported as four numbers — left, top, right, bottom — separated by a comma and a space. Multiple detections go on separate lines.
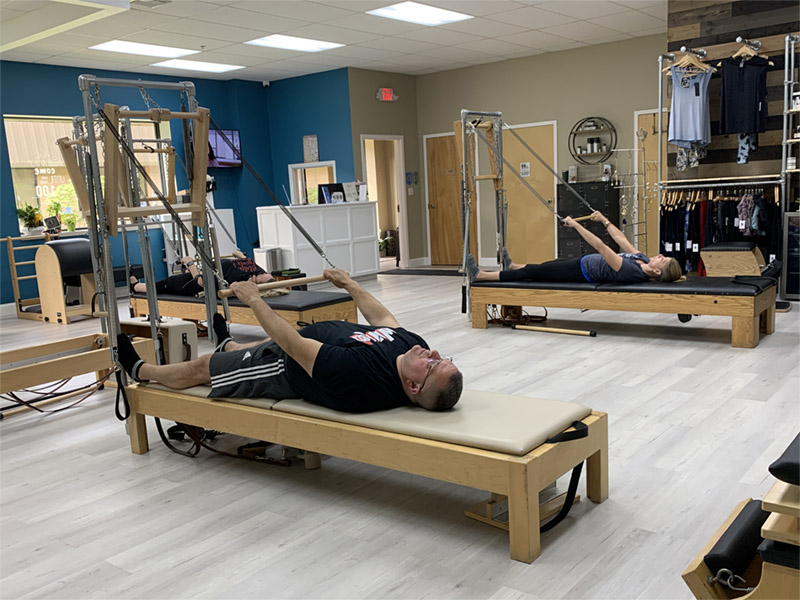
114, 370, 130, 421
545, 420, 588, 443
540, 462, 583, 532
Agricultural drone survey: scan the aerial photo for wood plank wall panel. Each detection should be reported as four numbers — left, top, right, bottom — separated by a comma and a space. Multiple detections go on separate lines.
665, 0, 799, 184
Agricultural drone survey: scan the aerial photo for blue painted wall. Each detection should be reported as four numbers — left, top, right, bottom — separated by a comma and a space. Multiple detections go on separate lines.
265, 68, 353, 200
0, 61, 273, 304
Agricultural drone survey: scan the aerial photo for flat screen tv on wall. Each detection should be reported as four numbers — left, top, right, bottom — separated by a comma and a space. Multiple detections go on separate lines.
208, 129, 242, 167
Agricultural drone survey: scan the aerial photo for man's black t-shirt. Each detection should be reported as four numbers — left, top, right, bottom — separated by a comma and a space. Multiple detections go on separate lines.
221, 258, 265, 283
284, 321, 428, 413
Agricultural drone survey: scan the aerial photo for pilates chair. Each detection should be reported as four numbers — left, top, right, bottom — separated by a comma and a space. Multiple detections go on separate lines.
35, 238, 97, 324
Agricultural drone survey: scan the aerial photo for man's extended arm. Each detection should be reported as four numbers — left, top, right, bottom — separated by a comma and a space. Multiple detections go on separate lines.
324, 268, 400, 328
230, 281, 321, 376
590, 211, 638, 254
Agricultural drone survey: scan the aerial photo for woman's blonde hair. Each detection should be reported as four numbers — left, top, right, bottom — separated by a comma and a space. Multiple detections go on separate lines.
653, 257, 685, 282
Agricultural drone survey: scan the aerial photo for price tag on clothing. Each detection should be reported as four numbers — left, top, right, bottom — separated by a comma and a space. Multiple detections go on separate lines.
734, 217, 740, 227
739, 219, 746, 231
770, 254, 776, 262
692, 243, 699, 252
686, 239, 692, 250
675, 243, 681, 251
665, 243, 673, 251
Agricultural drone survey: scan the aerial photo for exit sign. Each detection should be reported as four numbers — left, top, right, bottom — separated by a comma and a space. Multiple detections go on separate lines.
376, 87, 398, 102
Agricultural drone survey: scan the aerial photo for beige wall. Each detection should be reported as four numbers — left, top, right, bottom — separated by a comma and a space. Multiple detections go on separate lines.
347, 69, 421, 257
415, 34, 666, 260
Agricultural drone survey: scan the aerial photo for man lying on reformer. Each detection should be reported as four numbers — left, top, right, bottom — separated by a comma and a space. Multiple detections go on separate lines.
129, 249, 274, 297
468, 211, 684, 284
117, 268, 463, 413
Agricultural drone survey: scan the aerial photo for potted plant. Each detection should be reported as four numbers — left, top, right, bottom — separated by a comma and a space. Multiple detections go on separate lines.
62, 214, 77, 232
16, 205, 44, 235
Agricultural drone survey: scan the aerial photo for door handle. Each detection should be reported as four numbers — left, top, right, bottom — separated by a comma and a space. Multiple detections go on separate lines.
429, 203, 435, 208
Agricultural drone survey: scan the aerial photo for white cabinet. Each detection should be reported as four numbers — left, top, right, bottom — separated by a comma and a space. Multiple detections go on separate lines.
256, 202, 379, 278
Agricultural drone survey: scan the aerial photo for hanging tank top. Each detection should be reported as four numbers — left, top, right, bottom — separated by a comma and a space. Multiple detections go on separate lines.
668, 66, 712, 148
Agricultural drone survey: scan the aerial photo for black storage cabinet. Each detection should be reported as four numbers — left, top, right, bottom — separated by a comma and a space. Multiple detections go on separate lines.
556, 181, 620, 258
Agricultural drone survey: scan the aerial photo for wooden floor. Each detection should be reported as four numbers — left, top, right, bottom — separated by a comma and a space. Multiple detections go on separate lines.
1, 275, 798, 599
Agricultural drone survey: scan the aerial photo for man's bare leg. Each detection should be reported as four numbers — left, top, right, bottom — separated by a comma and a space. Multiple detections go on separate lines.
138, 354, 213, 389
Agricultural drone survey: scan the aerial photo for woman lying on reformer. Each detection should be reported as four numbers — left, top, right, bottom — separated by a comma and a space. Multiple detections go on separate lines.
467, 211, 684, 284
130, 249, 274, 297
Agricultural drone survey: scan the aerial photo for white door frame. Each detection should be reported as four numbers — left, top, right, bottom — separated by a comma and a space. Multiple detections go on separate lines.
477, 119, 558, 262
360, 134, 407, 269
287, 160, 337, 205
422, 131, 478, 266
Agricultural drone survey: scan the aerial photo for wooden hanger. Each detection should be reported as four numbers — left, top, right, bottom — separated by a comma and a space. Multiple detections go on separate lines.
663, 52, 715, 73
718, 44, 774, 67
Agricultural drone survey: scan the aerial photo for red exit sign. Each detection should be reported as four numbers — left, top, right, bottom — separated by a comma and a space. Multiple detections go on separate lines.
376, 87, 398, 102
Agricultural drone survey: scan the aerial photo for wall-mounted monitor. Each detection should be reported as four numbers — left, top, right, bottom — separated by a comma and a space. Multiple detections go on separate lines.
208, 129, 242, 167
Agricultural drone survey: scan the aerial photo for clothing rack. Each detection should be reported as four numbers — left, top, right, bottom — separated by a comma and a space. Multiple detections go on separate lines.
659, 176, 782, 191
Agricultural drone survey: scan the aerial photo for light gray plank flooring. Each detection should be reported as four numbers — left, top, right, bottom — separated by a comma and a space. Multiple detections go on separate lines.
1, 275, 798, 599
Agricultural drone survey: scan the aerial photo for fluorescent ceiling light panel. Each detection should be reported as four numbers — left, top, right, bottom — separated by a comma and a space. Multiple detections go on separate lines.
151, 59, 244, 73
367, 2, 473, 26
90, 40, 198, 58
245, 34, 344, 53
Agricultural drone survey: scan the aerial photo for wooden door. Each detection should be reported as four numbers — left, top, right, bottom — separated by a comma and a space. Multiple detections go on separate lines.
502, 123, 556, 265
426, 135, 467, 265
636, 112, 667, 257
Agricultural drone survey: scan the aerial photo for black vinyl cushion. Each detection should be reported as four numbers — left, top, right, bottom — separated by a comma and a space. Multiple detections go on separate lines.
704, 499, 769, 577
133, 290, 352, 311
758, 539, 800, 570
702, 241, 758, 252
472, 276, 776, 296
769, 433, 800, 486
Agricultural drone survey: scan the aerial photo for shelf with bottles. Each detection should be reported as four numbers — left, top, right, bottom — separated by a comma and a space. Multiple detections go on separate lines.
568, 117, 616, 165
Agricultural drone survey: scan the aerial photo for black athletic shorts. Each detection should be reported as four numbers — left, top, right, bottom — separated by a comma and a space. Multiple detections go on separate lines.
208, 340, 299, 399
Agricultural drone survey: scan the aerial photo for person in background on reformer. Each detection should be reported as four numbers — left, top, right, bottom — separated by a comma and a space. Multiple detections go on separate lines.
117, 268, 463, 414
468, 211, 684, 284
130, 249, 273, 296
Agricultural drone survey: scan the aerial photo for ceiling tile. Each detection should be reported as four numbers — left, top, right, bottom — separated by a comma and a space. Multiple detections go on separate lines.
424, 1, 528, 17
2, 0, 50, 13
280, 23, 382, 44
422, 45, 497, 61
503, 47, 546, 59
613, 0, 664, 8
323, 13, 425, 36
193, 6, 307, 31
0, 7, 25, 20
535, 0, 629, 19
152, 18, 265, 43
229, 1, 354, 21
440, 16, 528, 37
398, 27, 481, 46
501, 29, 572, 49
309, 1, 389, 11
358, 37, 441, 53
1, 49, 54, 62
285, 53, 368, 67
638, 4, 668, 19
326, 45, 400, 60
133, 1, 222, 18
90, 8, 181, 30
487, 6, 576, 28
456, 38, 530, 57
134, 64, 235, 80
591, 11, 664, 32
19, 32, 107, 54
35, 55, 150, 69
543, 20, 622, 42
183, 51, 265, 67
120, 30, 231, 51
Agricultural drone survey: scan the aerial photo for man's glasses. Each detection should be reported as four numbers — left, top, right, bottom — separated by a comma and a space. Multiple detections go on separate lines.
420, 356, 453, 392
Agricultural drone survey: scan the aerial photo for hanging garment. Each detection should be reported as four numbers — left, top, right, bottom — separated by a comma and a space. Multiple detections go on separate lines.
669, 66, 713, 149
751, 194, 767, 236
737, 133, 759, 164
737, 194, 754, 236
719, 56, 769, 134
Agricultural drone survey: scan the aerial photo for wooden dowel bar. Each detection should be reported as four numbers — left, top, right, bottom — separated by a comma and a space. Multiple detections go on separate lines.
12, 245, 43, 251
16, 275, 37, 280
513, 324, 597, 337
217, 275, 327, 298
15, 260, 35, 266
571, 215, 594, 222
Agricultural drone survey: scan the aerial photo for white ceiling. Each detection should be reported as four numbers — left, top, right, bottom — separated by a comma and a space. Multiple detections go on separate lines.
0, 0, 667, 82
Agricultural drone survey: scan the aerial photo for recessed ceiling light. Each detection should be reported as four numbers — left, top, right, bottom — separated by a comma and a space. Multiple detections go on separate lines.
367, 1, 473, 26
245, 34, 344, 53
151, 59, 244, 73
90, 40, 198, 58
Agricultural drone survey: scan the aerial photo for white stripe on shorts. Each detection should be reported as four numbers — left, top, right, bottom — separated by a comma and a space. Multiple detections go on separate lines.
211, 359, 285, 388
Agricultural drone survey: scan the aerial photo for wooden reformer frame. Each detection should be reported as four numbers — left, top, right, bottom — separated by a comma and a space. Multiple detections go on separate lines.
125, 384, 608, 563
470, 285, 777, 348
0, 334, 155, 418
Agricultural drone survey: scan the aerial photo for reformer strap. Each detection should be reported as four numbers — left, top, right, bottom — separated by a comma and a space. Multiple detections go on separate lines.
539, 420, 589, 532
730, 275, 777, 291
207, 117, 334, 269
114, 370, 130, 421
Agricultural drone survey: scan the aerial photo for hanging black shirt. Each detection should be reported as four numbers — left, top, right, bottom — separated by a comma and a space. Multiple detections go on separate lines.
719, 56, 769, 134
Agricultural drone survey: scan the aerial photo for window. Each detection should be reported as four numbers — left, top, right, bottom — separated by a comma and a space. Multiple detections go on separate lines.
4, 116, 170, 231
